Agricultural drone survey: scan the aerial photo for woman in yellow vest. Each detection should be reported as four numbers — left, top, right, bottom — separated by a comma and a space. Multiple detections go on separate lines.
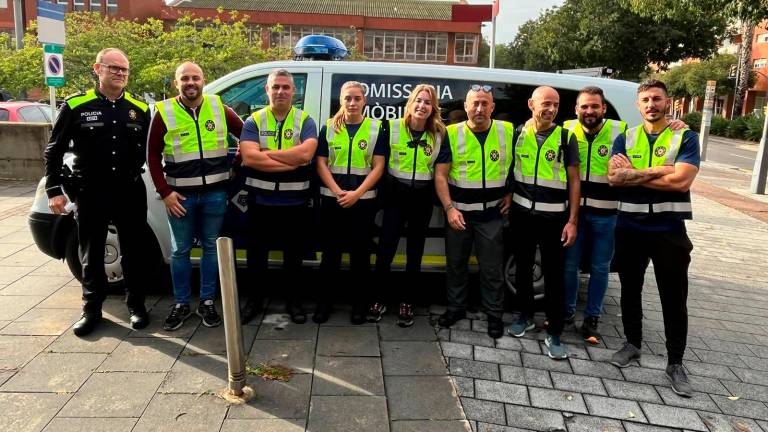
314, 81, 387, 324
369, 84, 447, 327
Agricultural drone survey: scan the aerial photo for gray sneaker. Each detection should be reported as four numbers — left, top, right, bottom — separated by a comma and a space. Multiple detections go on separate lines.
545, 335, 568, 360
610, 342, 641, 367
507, 318, 535, 337
666, 364, 693, 398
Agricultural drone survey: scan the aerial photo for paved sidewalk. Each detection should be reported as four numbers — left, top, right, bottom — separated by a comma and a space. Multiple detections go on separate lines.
1, 179, 768, 432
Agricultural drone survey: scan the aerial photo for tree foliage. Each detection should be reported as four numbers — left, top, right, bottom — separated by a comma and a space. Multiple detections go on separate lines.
0, 11, 286, 100
503, 0, 729, 79
656, 54, 755, 99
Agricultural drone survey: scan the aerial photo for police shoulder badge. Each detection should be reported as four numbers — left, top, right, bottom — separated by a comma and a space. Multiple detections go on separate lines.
128, 109, 137, 120
284, 129, 294, 140
597, 145, 609, 157
205, 119, 216, 132
489, 149, 500, 161
654, 146, 666, 157
545, 149, 556, 162
358, 139, 368, 150
423, 144, 433, 156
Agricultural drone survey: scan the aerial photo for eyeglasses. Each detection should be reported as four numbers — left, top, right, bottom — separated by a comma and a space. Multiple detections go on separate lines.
99, 63, 130, 75
470, 84, 493, 93
407, 139, 428, 148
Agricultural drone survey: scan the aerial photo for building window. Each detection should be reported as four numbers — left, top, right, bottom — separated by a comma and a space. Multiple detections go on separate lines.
454, 33, 479, 64
757, 33, 768, 43
73, 0, 85, 11
89, 0, 101, 12
106, 0, 117, 14
364, 31, 448, 62
754, 58, 767, 69
270, 26, 357, 52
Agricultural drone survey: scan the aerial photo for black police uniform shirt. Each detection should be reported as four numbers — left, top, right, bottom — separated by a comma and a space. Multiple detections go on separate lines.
44, 89, 151, 198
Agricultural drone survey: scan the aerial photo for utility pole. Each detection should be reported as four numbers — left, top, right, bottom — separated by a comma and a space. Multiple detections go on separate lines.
13, 0, 24, 49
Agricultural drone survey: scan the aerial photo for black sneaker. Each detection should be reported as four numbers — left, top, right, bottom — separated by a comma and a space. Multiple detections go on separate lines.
288, 302, 307, 324
367, 302, 387, 323
581, 316, 601, 345
197, 299, 222, 328
163, 303, 191, 331
437, 310, 466, 328
487, 316, 504, 339
396, 303, 414, 328
610, 342, 641, 367
666, 364, 693, 397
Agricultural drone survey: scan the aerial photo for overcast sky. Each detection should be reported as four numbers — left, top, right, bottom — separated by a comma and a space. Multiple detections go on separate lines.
467, 0, 566, 45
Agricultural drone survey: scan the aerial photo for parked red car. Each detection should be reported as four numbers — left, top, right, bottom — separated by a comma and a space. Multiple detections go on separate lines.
0, 101, 53, 123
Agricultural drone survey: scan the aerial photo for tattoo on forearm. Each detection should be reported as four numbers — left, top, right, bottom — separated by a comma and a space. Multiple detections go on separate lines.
609, 168, 660, 186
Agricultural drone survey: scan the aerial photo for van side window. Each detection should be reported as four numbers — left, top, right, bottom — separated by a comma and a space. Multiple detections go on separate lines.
219, 73, 308, 120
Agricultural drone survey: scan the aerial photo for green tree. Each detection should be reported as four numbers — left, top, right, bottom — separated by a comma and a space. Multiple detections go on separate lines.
506, 0, 729, 79
0, 32, 43, 98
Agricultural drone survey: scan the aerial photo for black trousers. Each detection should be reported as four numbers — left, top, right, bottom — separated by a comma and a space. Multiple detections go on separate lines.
74, 178, 148, 313
374, 186, 434, 304
319, 197, 377, 307
511, 211, 568, 336
246, 202, 310, 303
614, 227, 692, 365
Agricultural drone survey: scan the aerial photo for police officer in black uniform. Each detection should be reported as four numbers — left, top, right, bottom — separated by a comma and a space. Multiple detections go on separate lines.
44, 48, 151, 337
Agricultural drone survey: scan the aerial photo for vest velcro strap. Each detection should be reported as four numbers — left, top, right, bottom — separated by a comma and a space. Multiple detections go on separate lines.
246, 178, 310, 191
512, 193, 567, 212
388, 168, 432, 181
320, 186, 377, 200
452, 199, 501, 211
165, 148, 228, 163
166, 172, 228, 187
653, 201, 692, 213
330, 166, 371, 176
584, 198, 618, 210
617, 202, 649, 213
448, 178, 506, 189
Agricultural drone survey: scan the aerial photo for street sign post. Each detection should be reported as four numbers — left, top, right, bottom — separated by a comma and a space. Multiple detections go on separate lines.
700, 80, 716, 161
37, 0, 66, 124
44, 44, 64, 87
750, 107, 768, 195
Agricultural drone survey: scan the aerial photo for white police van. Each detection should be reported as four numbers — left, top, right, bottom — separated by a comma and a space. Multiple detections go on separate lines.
28, 59, 641, 295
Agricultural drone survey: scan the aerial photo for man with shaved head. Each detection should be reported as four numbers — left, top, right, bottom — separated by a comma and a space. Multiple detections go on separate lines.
147, 61, 244, 331
507, 86, 581, 359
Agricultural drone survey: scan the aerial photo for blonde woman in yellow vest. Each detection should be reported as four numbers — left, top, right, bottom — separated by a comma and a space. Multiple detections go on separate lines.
314, 81, 387, 324
369, 84, 447, 327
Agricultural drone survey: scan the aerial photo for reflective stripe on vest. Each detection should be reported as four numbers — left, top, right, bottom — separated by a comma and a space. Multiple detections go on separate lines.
245, 178, 310, 191
166, 172, 229, 187
320, 186, 377, 200
512, 193, 567, 212
388, 119, 441, 181
452, 199, 503, 212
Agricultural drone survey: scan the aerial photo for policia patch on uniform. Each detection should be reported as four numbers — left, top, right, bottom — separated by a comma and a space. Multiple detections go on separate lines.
423, 144, 433, 156
489, 149, 500, 161
205, 120, 216, 131
597, 145, 609, 157
545, 149, 557, 162
654, 146, 666, 157
284, 129, 294, 140
358, 139, 368, 150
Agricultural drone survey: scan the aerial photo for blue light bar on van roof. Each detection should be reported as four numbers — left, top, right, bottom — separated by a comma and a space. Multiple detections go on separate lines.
294, 35, 349, 61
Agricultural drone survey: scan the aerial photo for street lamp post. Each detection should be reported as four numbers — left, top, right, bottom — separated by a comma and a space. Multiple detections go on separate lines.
13, 0, 23, 49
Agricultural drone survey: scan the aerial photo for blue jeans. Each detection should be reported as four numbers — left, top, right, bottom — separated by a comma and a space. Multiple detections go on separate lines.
168, 189, 227, 304
564, 212, 617, 318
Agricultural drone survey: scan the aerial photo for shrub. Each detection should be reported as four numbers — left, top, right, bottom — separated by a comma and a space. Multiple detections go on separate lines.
709, 115, 730, 136
744, 114, 765, 142
681, 112, 701, 131
728, 116, 749, 139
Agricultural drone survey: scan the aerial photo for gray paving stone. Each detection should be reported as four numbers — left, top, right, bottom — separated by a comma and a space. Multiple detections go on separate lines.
732, 368, 768, 387
521, 352, 572, 373
703, 339, 755, 356
36, 284, 82, 309
654, 386, 720, 412
126, 312, 200, 339
317, 326, 380, 357
503, 404, 565, 431
696, 412, 763, 432
41, 418, 137, 432
0, 392, 71, 432
529, 387, 588, 414
584, 394, 647, 423
47, 320, 131, 353
518, 338, 544, 354
684, 360, 740, 381
711, 394, 768, 421
693, 349, 749, 368
382, 341, 447, 375
747, 344, 768, 359
158, 354, 227, 394
499, 365, 552, 388
494, 337, 523, 351
569, 358, 623, 380
97, 337, 186, 372
474, 380, 528, 405
255, 316, 318, 340
689, 374, 731, 395
0, 370, 14, 386
220, 419, 305, 432
603, 379, 662, 403
563, 415, 624, 432
313, 356, 384, 396
459, 397, 506, 425
586, 346, 615, 362
183, 324, 258, 356
639, 402, 707, 431
387, 376, 464, 420
227, 373, 311, 419
307, 395, 389, 432
379, 316, 438, 341
450, 358, 500, 380
391, 420, 472, 432
0, 335, 55, 370
722, 380, 768, 403
740, 355, 768, 372
638, 354, 668, 370
59, 372, 166, 417
452, 376, 475, 397
1, 307, 81, 336
132, 393, 228, 432
1, 275, 71, 296
1, 352, 105, 392
622, 424, 682, 432
474, 346, 521, 366
550, 371, 607, 396
475, 422, 531, 432
451, 329, 495, 348
247, 339, 315, 373
441, 341, 474, 360
622, 366, 669, 386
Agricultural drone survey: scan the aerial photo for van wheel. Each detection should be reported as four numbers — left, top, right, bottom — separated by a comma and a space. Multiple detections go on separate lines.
504, 248, 546, 301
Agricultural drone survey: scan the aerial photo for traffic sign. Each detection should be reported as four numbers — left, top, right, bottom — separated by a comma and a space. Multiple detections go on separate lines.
37, 0, 66, 46
43, 44, 65, 87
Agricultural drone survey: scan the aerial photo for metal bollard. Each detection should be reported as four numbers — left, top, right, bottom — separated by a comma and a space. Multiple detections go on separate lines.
216, 237, 246, 396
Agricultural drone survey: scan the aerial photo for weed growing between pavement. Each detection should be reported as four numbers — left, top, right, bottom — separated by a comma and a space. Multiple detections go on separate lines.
246, 362, 293, 382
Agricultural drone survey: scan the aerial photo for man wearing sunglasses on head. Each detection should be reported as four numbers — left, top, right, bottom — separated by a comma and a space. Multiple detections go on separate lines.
44, 48, 152, 336
435, 84, 514, 339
